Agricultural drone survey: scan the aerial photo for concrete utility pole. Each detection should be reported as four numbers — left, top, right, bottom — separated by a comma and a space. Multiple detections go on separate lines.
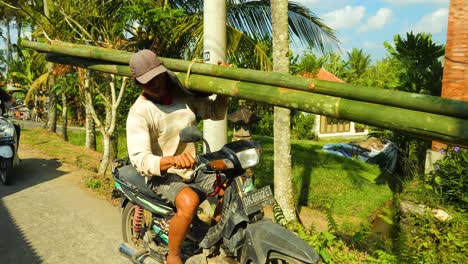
203, 0, 228, 151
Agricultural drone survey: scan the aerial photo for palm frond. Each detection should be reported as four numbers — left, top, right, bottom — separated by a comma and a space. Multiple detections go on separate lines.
25, 72, 49, 103
226, 1, 340, 53
272, 199, 288, 226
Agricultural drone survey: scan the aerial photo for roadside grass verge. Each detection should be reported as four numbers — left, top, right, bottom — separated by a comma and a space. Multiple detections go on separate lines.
253, 135, 392, 231
21, 128, 115, 199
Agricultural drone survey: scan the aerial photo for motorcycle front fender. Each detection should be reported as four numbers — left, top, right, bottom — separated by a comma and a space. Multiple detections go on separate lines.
0, 145, 14, 158
240, 219, 319, 264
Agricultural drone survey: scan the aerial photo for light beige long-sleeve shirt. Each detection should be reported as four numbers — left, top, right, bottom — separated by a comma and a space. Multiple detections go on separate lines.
126, 87, 227, 182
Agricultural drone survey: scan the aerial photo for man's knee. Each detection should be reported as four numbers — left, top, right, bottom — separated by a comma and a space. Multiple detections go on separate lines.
175, 187, 199, 217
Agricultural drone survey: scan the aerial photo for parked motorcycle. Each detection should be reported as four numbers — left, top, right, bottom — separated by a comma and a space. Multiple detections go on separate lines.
112, 126, 319, 264
0, 100, 20, 185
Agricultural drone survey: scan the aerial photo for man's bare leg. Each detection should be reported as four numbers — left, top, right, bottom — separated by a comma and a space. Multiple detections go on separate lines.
167, 187, 199, 264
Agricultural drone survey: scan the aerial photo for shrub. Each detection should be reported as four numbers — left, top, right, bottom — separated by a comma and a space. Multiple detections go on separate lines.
430, 146, 467, 208
292, 113, 315, 140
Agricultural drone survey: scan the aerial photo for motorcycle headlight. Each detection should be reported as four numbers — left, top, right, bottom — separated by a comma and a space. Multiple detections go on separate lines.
236, 148, 260, 169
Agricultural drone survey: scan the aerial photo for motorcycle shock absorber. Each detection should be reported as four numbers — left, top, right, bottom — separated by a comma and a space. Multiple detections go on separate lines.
132, 205, 144, 233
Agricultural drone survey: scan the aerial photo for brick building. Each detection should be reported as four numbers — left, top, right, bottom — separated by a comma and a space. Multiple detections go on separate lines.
432, 0, 467, 150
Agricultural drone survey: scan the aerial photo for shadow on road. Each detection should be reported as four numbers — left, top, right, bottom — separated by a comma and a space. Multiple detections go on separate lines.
0, 156, 66, 263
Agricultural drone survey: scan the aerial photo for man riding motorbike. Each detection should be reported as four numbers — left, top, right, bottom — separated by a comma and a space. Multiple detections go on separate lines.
126, 50, 228, 264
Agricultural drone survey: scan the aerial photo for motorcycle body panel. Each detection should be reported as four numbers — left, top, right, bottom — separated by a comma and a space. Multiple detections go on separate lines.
240, 218, 320, 264
114, 164, 174, 215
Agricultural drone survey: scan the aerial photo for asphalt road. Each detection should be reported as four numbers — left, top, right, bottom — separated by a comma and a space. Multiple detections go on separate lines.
0, 144, 129, 264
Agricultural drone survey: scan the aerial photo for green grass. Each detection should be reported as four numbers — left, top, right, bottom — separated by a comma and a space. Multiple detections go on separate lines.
67, 129, 129, 159
253, 135, 392, 222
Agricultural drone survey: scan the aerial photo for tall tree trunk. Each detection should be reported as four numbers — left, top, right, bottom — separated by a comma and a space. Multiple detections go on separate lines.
61, 92, 68, 141
110, 134, 118, 161
86, 109, 96, 150
272, 0, 297, 223
99, 134, 111, 175
47, 74, 57, 132
83, 70, 96, 150
44, 0, 57, 133
5, 18, 12, 71
16, 17, 21, 60
93, 74, 127, 176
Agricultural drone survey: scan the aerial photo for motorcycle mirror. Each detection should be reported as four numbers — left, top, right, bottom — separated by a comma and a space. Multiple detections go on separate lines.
179, 126, 203, 143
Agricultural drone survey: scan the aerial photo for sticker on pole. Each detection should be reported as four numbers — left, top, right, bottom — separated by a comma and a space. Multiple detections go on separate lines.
203, 51, 210, 62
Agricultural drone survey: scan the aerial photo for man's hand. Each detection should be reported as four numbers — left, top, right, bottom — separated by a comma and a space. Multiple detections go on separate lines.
171, 153, 195, 169
217, 60, 232, 67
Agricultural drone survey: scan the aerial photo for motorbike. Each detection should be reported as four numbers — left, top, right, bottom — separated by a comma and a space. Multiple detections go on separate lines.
0, 100, 20, 185
112, 126, 319, 264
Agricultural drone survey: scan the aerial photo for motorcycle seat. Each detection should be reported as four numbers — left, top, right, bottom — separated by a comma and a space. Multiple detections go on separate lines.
117, 165, 164, 200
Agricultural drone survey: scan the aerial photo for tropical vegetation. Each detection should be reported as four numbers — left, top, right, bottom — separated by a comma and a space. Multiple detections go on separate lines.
1, 0, 466, 263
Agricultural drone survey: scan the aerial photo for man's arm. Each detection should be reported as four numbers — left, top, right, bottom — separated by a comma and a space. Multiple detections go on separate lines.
127, 107, 196, 177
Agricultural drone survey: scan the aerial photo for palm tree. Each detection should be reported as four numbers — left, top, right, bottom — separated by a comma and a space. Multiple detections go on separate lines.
272, 0, 296, 223
346, 48, 371, 83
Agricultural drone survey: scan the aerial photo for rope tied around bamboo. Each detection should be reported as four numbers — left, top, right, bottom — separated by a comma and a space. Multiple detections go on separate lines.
185, 58, 203, 90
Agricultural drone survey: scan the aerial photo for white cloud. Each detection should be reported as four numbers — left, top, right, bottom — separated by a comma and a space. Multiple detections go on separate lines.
359, 8, 393, 32
293, 0, 349, 12
321, 5, 366, 30
383, 0, 449, 5
293, 0, 321, 5
413, 8, 449, 34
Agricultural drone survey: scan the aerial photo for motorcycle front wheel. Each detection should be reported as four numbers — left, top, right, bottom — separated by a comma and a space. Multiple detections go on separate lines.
0, 158, 13, 185
266, 252, 308, 264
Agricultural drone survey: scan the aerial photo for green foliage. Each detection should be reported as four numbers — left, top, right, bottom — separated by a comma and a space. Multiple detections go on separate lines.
372, 32, 446, 181
323, 52, 349, 79
356, 57, 402, 90
430, 147, 468, 208
85, 177, 102, 189
384, 32, 444, 96
272, 200, 288, 226
396, 212, 467, 263
345, 48, 371, 84
250, 102, 274, 137
291, 113, 315, 140
324, 204, 339, 233
290, 50, 349, 80
293, 226, 397, 263
290, 50, 325, 75
396, 179, 468, 264
113, 0, 186, 55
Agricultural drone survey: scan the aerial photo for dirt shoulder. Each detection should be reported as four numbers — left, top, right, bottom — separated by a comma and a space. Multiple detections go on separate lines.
0, 142, 127, 264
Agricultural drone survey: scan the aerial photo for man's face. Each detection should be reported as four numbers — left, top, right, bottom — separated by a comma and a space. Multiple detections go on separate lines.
140, 73, 169, 99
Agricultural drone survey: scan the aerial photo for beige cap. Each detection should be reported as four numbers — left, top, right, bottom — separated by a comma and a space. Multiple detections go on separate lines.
129, 49, 167, 84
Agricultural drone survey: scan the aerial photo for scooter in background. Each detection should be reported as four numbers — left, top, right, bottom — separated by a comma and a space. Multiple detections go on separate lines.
0, 100, 20, 185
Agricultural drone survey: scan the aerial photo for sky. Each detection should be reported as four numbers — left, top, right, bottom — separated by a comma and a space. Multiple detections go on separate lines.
1, 0, 450, 64
293, 0, 450, 62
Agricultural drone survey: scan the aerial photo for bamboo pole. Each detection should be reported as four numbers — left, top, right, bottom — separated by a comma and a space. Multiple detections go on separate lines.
44, 53, 468, 146
21, 39, 468, 119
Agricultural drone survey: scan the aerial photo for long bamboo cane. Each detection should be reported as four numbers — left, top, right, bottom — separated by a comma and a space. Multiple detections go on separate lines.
44, 53, 468, 146
21, 39, 468, 119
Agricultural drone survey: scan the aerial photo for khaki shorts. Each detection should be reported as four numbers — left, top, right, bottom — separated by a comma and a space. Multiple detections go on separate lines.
147, 171, 221, 205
